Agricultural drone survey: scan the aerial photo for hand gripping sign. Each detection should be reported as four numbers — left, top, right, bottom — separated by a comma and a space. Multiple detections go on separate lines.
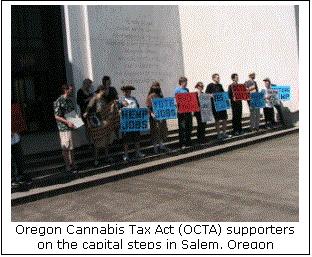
213, 92, 231, 112
175, 92, 200, 114
250, 92, 265, 109
198, 94, 213, 122
152, 97, 177, 120
121, 108, 149, 132
272, 86, 291, 101
12, 103, 27, 133
232, 84, 250, 101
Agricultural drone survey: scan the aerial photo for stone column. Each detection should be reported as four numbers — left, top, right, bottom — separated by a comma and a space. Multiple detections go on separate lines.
62, 5, 93, 93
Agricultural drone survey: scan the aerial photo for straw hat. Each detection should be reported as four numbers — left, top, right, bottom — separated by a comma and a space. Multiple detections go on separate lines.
121, 85, 135, 91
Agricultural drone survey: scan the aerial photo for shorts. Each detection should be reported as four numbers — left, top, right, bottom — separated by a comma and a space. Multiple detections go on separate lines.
59, 131, 75, 150
211, 101, 228, 121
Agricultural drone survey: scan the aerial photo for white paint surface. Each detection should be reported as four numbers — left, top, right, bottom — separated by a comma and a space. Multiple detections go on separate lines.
179, 5, 298, 112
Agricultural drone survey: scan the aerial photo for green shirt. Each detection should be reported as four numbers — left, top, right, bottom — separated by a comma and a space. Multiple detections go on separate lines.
54, 95, 75, 131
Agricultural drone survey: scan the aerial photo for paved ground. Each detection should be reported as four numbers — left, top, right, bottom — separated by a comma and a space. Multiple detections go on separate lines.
11, 133, 298, 222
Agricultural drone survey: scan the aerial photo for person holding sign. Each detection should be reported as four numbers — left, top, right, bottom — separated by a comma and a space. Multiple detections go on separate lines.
205, 73, 230, 140
146, 81, 168, 154
54, 84, 78, 173
228, 74, 243, 136
271, 83, 287, 127
261, 78, 276, 129
245, 72, 260, 132
193, 82, 207, 144
120, 85, 145, 161
174, 77, 193, 149
84, 85, 119, 166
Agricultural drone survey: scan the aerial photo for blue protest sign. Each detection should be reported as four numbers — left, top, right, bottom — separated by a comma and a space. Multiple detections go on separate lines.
121, 108, 149, 132
152, 97, 177, 120
272, 86, 291, 101
250, 92, 265, 109
213, 92, 231, 112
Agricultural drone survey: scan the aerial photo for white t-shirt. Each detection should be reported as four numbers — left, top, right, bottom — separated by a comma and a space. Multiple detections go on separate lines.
122, 97, 139, 109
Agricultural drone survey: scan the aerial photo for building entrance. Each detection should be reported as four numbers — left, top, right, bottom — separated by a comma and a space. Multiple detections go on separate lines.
12, 5, 67, 132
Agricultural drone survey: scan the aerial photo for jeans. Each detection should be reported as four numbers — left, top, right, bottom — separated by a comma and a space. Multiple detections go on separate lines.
249, 108, 260, 130
177, 113, 193, 147
231, 100, 242, 133
194, 111, 206, 142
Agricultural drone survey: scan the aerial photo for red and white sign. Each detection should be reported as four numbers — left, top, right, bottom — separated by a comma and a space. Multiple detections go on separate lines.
175, 92, 200, 113
232, 84, 250, 101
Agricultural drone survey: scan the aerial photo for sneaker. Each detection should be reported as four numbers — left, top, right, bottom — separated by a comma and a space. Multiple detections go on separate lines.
123, 154, 129, 162
159, 145, 168, 151
135, 151, 145, 158
65, 166, 72, 172
223, 133, 231, 139
11, 181, 19, 188
106, 157, 114, 163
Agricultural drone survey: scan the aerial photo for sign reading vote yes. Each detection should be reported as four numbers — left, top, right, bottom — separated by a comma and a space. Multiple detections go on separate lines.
152, 97, 177, 120
121, 108, 149, 132
250, 92, 265, 109
273, 86, 291, 101
213, 92, 231, 112
175, 92, 200, 113
198, 94, 213, 122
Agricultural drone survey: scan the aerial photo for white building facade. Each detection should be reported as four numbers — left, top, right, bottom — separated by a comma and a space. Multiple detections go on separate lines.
64, 5, 299, 113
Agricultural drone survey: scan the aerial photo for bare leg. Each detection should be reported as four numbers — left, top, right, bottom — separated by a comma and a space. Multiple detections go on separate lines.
215, 120, 221, 135
124, 144, 129, 155
222, 119, 227, 134
62, 150, 71, 170
135, 142, 140, 152
94, 147, 99, 162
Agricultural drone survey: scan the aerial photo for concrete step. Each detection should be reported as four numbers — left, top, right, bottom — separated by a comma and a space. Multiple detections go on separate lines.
23, 116, 255, 167
15, 122, 278, 192
11, 126, 299, 206
22, 117, 261, 178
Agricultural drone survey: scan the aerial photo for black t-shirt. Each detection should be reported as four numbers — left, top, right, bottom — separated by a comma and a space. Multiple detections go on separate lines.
102, 87, 118, 104
77, 89, 93, 115
205, 83, 225, 94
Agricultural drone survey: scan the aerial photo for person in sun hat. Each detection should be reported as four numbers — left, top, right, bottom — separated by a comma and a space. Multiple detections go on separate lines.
119, 85, 145, 161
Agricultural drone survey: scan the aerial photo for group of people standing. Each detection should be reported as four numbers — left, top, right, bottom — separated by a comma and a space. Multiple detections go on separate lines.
54, 75, 170, 172
53, 72, 286, 173
11, 72, 286, 186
